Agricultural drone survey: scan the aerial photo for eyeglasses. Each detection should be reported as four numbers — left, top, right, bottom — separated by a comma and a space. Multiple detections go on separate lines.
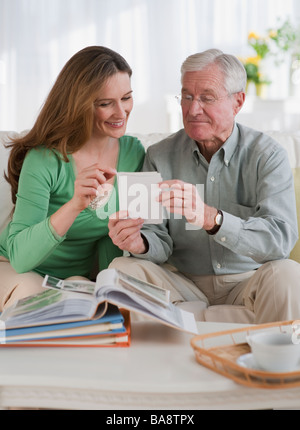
176, 93, 230, 107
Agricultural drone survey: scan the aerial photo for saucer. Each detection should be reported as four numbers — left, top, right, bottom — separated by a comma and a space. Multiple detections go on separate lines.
237, 353, 300, 373
237, 353, 262, 371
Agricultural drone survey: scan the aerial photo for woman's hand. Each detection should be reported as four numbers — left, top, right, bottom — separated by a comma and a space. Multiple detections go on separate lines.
71, 164, 117, 212
50, 164, 116, 238
108, 211, 148, 254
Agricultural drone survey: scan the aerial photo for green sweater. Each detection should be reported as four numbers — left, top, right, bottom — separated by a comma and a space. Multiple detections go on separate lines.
0, 136, 145, 278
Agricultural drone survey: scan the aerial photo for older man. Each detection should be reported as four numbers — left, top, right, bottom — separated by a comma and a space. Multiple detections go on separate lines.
108, 49, 300, 323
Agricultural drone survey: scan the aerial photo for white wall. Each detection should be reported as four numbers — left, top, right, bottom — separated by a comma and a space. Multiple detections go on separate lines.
1, 0, 300, 134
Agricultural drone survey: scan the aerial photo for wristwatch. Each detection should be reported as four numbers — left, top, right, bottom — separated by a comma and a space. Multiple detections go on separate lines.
206, 210, 223, 235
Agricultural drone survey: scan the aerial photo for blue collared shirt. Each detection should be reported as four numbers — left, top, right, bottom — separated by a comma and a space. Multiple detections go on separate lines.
133, 123, 298, 275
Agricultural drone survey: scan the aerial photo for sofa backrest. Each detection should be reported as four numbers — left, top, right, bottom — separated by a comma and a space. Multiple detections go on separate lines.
1, 129, 300, 263
266, 131, 300, 263
0, 131, 18, 232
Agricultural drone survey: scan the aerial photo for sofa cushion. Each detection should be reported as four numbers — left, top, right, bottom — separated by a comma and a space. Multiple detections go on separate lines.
266, 131, 300, 263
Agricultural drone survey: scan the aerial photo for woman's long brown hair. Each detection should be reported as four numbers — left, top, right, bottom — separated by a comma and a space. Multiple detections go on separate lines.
5, 46, 132, 204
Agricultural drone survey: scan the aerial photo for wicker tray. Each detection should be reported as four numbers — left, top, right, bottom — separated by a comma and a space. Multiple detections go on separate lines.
191, 320, 300, 389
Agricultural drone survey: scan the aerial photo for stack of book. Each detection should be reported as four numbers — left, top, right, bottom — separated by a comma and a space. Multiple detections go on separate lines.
0, 267, 198, 347
0, 302, 130, 348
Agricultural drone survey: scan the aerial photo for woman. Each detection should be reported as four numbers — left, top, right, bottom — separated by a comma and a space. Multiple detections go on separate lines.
0, 46, 145, 311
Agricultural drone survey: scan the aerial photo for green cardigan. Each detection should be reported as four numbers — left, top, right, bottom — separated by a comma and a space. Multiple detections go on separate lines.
0, 136, 145, 278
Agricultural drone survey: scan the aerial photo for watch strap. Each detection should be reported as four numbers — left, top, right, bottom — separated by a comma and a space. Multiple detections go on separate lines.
206, 210, 223, 235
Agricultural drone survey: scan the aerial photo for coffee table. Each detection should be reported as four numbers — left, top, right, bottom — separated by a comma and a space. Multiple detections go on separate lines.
0, 320, 300, 410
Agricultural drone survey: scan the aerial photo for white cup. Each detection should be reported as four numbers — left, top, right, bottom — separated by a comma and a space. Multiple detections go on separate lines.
246, 331, 300, 372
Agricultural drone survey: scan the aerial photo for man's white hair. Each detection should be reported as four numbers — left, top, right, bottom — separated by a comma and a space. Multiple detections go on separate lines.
181, 49, 247, 94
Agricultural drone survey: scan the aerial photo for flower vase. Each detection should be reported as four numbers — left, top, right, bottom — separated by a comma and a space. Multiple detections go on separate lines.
245, 80, 256, 96
255, 83, 267, 98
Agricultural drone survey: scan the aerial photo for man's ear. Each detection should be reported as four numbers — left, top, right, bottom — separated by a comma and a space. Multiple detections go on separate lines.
233, 91, 245, 116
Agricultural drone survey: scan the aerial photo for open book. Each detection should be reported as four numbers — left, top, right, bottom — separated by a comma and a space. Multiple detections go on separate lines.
0, 268, 198, 334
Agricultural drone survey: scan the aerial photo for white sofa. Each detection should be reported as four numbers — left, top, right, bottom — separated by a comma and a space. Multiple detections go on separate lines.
1, 129, 300, 323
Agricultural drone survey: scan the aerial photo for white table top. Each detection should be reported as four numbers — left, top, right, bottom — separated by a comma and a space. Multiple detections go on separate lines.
1, 320, 300, 410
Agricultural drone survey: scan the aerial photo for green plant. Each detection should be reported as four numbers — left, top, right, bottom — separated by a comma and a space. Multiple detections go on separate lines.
243, 18, 300, 86
269, 19, 300, 55
240, 56, 271, 85
248, 32, 270, 59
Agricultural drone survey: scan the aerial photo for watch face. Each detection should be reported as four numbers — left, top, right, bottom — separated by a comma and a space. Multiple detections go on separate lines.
216, 213, 223, 226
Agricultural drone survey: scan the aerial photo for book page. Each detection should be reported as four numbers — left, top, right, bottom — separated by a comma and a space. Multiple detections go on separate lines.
116, 270, 170, 306
44, 271, 170, 308
0, 287, 99, 329
117, 172, 163, 224
96, 269, 198, 334
98, 287, 198, 334
43, 275, 97, 295
96, 269, 170, 307
0, 289, 65, 321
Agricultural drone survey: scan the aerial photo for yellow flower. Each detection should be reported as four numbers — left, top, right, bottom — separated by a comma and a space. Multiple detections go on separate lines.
245, 56, 261, 66
268, 30, 278, 39
248, 32, 260, 40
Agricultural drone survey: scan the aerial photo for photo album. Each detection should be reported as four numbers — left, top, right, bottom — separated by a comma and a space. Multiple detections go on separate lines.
0, 268, 198, 347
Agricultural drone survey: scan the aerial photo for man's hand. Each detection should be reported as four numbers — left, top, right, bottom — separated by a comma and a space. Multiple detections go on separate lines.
158, 180, 217, 230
